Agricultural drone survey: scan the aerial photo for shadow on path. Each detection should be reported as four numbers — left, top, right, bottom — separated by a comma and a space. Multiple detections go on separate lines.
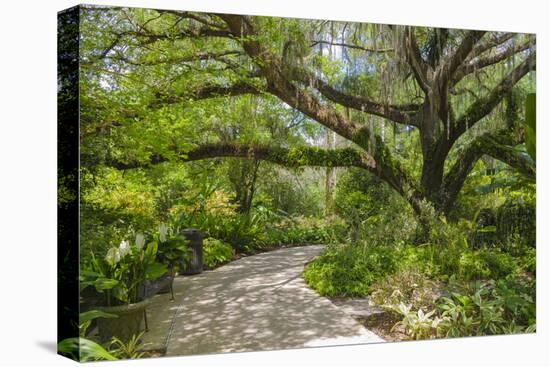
144, 245, 382, 356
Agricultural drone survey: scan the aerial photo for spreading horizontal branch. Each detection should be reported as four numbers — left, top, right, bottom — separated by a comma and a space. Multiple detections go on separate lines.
467, 33, 516, 60
150, 80, 264, 107
453, 40, 533, 85
107, 143, 375, 171
291, 70, 418, 125
452, 52, 535, 137
156, 10, 228, 30
116, 26, 235, 45
310, 40, 393, 53
104, 50, 243, 66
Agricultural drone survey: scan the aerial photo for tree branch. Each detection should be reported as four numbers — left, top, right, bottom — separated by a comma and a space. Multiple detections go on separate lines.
116, 26, 235, 45
467, 32, 516, 60
435, 30, 486, 89
291, 69, 419, 125
453, 40, 532, 85
150, 80, 264, 107
404, 27, 432, 94
105, 50, 243, 66
214, 14, 423, 204
310, 40, 393, 53
157, 10, 228, 30
107, 142, 375, 171
452, 52, 535, 138
441, 130, 534, 212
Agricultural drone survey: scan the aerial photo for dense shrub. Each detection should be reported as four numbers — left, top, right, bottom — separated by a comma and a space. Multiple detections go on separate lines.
334, 169, 417, 245
477, 250, 518, 278
387, 277, 536, 340
417, 244, 518, 282
202, 238, 235, 269
496, 193, 536, 247
468, 208, 498, 248
303, 244, 398, 297
519, 247, 536, 274
437, 278, 536, 337
170, 189, 266, 252
256, 167, 324, 216
264, 215, 347, 247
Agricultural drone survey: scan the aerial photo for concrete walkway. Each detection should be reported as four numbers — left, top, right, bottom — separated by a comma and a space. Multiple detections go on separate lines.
142, 245, 383, 356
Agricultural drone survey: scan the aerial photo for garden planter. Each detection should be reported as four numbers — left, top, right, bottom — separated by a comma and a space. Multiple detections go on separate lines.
156, 274, 174, 294
96, 297, 153, 343
139, 272, 175, 300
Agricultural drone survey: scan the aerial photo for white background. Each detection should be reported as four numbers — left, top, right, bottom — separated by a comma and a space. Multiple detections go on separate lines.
0, 0, 547, 366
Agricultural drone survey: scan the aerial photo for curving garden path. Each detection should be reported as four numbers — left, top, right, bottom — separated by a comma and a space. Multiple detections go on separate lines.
142, 245, 383, 356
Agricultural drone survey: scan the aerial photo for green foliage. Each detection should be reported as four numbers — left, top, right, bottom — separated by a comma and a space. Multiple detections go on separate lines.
58, 310, 150, 361
519, 246, 536, 274
203, 238, 236, 269
264, 215, 347, 247
108, 332, 150, 359
457, 250, 517, 281
58, 310, 119, 361
82, 168, 158, 230
58, 337, 118, 362
524, 93, 536, 162
80, 233, 167, 305
335, 169, 416, 244
438, 279, 535, 337
370, 268, 441, 312
256, 166, 323, 217
78, 310, 118, 337
303, 244, 398, 297
389, 303, 442, 340
147, 224, 192, 272
385, 277, 535, 340
74, 8, 536, 347
169, 182, 264, 251
496, 193, 536, 247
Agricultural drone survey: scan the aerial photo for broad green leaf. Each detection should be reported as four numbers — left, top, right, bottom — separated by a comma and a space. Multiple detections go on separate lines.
478, 225, 497, 233
145, 241, 158, 260
146, 262, 168, 280
79, 310, 118, 325
58, 337, 117, 362
93, 277, 119, 291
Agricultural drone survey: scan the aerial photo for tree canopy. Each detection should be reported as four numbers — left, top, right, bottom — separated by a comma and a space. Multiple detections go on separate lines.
79, 6, 536, 218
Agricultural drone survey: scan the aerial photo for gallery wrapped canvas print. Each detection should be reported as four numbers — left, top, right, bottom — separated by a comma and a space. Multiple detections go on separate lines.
58, 4, 536, 362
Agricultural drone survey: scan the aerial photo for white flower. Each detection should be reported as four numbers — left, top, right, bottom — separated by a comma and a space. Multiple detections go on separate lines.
159, 223, 168, 242
105, 247, 121, 266
135, 233, 145, 249
119, 240, 130, 257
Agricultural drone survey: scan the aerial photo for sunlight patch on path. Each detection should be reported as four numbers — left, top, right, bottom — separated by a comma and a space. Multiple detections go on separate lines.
156, 245, 383, 356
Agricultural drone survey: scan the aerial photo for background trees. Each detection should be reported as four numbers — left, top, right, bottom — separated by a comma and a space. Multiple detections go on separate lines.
79, 7, 535, 221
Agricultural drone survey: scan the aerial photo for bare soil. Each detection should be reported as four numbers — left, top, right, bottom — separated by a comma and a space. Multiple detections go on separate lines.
357, 312, 408, 342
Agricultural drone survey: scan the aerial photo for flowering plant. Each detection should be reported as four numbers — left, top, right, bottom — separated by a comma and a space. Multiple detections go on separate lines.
148, 224, 192, 274
81, 234, 168, 306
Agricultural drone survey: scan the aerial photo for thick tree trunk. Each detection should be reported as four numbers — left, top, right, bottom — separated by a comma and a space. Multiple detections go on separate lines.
229, 159, 260, 214
417, 101, 447, 206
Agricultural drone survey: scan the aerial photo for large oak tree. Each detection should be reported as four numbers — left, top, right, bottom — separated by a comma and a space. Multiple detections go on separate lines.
81, 7, 536, 218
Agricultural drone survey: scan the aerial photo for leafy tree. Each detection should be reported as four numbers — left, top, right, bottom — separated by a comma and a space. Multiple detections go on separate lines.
79, 6, 536, 223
